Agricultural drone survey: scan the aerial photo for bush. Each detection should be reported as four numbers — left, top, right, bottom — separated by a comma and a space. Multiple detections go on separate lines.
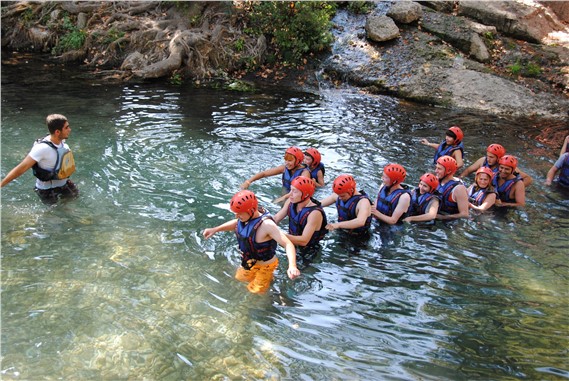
52, 15, 86, 55
246, 1, 337, 64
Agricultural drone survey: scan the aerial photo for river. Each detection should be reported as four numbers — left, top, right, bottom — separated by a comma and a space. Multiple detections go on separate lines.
1, 54, 568, 380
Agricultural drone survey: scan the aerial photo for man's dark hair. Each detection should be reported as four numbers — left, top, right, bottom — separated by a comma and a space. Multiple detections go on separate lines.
446, 130, 457, 140
46, 114, 68, 134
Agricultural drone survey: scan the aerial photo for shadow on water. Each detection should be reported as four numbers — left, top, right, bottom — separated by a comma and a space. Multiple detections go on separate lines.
1, 55, 568, 380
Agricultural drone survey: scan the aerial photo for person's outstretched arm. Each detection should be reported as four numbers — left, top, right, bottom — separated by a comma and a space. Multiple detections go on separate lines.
240, 165, 285, 189
203, 219, 238, 239
1, 155, 37, 188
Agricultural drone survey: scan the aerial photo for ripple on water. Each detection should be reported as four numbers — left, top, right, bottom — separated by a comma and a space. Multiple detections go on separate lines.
1, 68, 568, 380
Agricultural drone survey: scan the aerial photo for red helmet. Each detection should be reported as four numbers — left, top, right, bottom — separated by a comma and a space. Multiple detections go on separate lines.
304, 148, 322, 167
291, 176, 315, 201
285, 146, 304, 165
384, 163, 406, 185
230, 190, 258, 216
487, 143, 506, 159
419, 172, 439, 191
475, 166, 495, 181
447, 126, 464, 143
499, 155, 518, 170
333, 174, 356, 195
436, 155, 458, 176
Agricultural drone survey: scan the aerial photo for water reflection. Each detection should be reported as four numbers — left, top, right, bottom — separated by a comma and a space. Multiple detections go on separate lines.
1, 61, 568, 380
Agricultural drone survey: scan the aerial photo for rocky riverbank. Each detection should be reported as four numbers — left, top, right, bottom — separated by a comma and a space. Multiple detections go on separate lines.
319, 1, 569, 119
1, 1, 568, 120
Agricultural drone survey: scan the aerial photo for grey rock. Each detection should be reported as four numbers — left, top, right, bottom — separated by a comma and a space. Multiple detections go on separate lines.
470, 33, 491, 62
458, 1, 568, 44
365, 15, 400, 42
387, 1, 423, 24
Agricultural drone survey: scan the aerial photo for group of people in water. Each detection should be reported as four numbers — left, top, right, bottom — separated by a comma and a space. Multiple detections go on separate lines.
2, 115, 568, 294
203, 126, 569, 294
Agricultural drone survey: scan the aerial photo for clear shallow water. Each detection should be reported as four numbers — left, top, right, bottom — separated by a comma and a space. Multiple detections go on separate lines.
1, 58, 568, 380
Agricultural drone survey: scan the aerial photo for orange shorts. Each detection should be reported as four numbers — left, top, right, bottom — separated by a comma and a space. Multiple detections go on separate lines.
235, 257, 279, 294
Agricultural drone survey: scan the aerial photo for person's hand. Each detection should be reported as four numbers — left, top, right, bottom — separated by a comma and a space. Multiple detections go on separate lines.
203, 228, 216, 239
420, 138, 430, 145
494, 199, 503, 207
326, 223, 338, 231
287, 266, 300, 279
545, 179, 552, 186
370, 204, 378, 217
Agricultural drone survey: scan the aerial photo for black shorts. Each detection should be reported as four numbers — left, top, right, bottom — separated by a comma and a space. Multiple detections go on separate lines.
34, 180, 79, 205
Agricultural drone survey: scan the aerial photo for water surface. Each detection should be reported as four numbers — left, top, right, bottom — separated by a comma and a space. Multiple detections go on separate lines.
1, 57, 568, 380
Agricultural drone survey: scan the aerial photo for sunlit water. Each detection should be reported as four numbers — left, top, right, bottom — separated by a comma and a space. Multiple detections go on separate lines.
1, 57, 568, 380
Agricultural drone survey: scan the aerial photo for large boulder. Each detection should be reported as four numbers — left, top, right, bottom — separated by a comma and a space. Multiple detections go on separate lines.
365, 15, 400, 42
387, 1, 423, 24
324, 10, 569, 119
421, 8, 495, 62
458, 1, 568, 44
403, 66, 567, 118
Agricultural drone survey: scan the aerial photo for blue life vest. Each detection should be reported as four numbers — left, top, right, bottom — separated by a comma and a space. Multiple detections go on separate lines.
408, 188, 439, 216
375, 186, 410, 222
235, 209, 277, 270
493, 175, 521, 203
434, 140, 464, 164
308, 162, 325, 181
282, 165, 307, 192
559, 154, 569, 187
336, 191, 372, 235
438, 179, 463, 214
288, 200, 327, 247
468, 186, 494, 206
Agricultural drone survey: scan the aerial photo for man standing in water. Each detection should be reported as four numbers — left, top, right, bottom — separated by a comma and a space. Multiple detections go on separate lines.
1, 114, 78, 204
203, 190, 300, 294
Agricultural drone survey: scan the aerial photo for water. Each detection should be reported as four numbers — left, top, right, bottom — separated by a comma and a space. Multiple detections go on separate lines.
1, 56, 568, 380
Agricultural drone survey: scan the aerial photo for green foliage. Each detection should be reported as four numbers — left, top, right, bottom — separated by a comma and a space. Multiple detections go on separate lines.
21, 8, 35, 25
509, 60, 542, 77
247, 1, 337, 64
234, 37, 245, 52
509, 60, 522, 76
525, 62, 541, 77
346, 1, 375, 15
169, 72, 183, 85
52, 15, 86, 55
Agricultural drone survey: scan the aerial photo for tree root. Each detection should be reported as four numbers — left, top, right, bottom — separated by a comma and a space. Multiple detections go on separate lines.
2, 1, 267, 81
